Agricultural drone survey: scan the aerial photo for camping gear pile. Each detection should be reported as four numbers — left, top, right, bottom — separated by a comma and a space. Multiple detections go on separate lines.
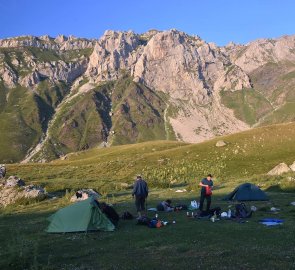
46, 182, 286, 234
137, 215, 170, 228
194, 183, 269, 222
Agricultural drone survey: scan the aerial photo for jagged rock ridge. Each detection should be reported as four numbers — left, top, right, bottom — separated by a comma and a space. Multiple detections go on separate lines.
0, 30, 295, 163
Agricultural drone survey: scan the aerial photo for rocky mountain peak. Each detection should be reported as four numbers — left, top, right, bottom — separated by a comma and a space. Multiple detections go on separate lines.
54, 34, 68, 43
86, 30, 141, 82
0, 35, 95, 51
230, 35, 295, 72
1, 30, 295, 163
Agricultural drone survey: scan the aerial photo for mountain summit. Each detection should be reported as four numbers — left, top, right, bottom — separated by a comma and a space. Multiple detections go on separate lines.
0, 30, 295, 162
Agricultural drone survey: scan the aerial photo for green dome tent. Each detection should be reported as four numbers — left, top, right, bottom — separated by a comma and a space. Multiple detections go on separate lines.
46, 197, 115, 233
223, 183, 268, 201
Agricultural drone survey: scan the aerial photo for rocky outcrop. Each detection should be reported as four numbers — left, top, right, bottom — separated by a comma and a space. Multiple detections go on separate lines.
0, 177, 47, 207
227, 35, 295, 73
86, 30, 141, 82
0, 63, 18, 88
290, 161, 295, 172
4, 176, 25, 187
0, 35, 96, 50
216, 140, 227, 147
19, 71, 41, 88
37, 59, 88, 83
133, 30, 251, 101
267, 163, 291, 176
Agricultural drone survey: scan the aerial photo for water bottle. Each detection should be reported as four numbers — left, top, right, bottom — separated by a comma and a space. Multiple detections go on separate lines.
228, 209, 231, 218
155, 213, 158, 219
186, 211, 189, 217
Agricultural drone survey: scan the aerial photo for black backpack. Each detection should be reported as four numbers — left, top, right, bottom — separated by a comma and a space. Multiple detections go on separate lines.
235, 203, 252, 218
121, 211, 134, 220
137, 216, 151, 225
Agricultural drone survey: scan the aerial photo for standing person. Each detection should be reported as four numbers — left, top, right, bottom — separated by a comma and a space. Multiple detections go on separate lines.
199, 174, 214, 213
132, 175, 148, 218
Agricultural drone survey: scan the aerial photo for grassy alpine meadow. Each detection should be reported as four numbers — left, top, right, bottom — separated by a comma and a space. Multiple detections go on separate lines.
1, 122, 295, 269
1, 189, 295, 269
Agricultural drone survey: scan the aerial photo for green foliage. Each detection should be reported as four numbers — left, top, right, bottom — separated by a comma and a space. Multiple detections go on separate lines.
260, 102, 295, 125
221, 88, 273, 125
0, 84, 42, 162
281, 70, 295, 80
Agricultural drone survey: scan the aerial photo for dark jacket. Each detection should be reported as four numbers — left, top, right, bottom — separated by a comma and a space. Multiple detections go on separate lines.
132, 179, 148, 197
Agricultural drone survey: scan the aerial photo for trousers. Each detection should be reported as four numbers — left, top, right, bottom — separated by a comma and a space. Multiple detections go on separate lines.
199, 193, 211, 212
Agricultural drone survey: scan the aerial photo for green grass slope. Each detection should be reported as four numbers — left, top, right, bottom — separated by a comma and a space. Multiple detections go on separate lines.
0, 83, 42, 163
220, 88, 273, 126
221, 61, 295, 127
0, 80, 69, 163
0, 46, 88, 163
1, 123, 295, 269
6, 122, 295, 193
33, 76, 169, 162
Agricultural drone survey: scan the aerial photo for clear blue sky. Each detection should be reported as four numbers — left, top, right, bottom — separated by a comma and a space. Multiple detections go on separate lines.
1, 0, 295, 45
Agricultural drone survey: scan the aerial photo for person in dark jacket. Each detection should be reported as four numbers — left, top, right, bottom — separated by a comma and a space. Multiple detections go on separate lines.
132, 175, 148, 218
199, 174, 214, 213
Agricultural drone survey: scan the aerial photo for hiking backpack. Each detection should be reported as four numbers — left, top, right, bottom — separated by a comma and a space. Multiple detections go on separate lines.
137, 216, 151, 225
121, 211, 134, 220
234, 203, 252, 218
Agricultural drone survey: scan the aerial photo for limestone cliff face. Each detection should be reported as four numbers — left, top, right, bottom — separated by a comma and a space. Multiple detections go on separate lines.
133, 30, 251, 102
227, 35, 295, 73
0, 35, 95, 50
83, 29, 251, 142
0, 63, 18, 88
131, 30, 251, 141
86, 30, 142, 82
0, 30, 294, 163
0, 35, 92, 89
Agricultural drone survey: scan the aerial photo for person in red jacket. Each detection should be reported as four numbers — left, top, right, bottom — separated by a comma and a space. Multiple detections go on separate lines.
199, 174, 214, 213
